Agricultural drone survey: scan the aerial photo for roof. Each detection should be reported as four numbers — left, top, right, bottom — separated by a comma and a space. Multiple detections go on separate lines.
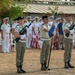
23, 4, 75, 14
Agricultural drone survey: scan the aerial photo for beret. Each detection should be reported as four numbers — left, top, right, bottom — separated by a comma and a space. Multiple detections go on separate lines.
17, 16, 24, 20
42, 16, 48, 19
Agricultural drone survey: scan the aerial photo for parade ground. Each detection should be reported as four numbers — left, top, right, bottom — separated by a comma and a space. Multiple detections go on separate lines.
0, 49, 75, 75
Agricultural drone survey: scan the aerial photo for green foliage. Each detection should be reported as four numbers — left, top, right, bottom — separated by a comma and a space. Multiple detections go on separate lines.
14, 0, 32, 4
9, 5, 24, 19
0, 0, 32, 19
0, 0, 12, 17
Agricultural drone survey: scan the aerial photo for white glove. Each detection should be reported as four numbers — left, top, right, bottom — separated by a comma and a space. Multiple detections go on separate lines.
21, 34, 26, 39
70, 29, 74, 34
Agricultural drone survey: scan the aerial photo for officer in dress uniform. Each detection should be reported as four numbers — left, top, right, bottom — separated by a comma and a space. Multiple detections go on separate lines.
14, 16, 26, 73
32, 16, 40, 48
12, 18, 18, 51
63, 14, 74, 69
24, 16, 32, 48
12, 18, 18, 35
1, 17, 11, 53
39, 16, 51, 71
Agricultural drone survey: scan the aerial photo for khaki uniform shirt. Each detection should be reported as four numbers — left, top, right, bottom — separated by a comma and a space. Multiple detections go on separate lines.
63, 22, 73, 39
40, 23, 51, 40
15, 24, 26, 42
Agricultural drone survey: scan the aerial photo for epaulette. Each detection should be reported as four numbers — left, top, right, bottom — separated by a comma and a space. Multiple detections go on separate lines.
64, 22, 67, 26
41, 23, 44, 26
15, 25, 19, 29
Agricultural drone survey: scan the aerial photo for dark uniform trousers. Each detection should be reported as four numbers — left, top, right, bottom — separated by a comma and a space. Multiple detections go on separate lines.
16, 41, 26, 67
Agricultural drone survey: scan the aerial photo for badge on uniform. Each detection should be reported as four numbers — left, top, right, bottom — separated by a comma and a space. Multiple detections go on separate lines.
48, 25, 55, 38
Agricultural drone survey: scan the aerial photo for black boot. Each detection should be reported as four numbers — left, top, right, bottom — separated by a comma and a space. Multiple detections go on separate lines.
17, 66, 23, 73
41, 63, 46, 71
68, 61, 74, 68
44, 63, 50, 70
20, 66, 26, 73
64, 62, 69, 69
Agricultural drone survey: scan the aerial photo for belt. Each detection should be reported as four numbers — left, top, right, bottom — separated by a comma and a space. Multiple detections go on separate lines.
6, 33, 9, 34
4, 33, 9, 34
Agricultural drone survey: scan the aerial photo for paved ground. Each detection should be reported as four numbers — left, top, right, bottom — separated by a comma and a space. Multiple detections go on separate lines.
0, 48, 75, 75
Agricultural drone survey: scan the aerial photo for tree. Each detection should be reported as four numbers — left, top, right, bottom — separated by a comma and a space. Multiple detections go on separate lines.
0, 0, 13, 18
0, 0, 32, 19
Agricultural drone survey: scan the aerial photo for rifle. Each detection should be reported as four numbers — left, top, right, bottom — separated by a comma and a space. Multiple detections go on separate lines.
65, 22, 75, 37
15, 23, 32, 42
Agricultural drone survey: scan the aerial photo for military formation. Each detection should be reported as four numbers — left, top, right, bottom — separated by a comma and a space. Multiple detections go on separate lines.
0, 14, 75, 73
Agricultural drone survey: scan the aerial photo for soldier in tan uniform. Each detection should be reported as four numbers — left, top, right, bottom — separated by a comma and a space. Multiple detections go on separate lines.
14, 16, 26, 73
63, 14, 74, 69
39, 16, 51, 71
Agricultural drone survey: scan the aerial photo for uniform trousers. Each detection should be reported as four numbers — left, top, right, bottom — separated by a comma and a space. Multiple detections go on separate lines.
40, 40, 51, 64
16, 41, 26, 67
58, 34, 64, 49
64, 38, 73, 62
2, 34, 10, 53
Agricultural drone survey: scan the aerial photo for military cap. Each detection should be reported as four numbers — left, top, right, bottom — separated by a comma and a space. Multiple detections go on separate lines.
26, 16, 31, 19
34, 16, 39, 19
56, 18, 61, 20
3, 17, 9, 20
42, 16, 48, 19
17, 16, 24, 20
49, 16, 54, 19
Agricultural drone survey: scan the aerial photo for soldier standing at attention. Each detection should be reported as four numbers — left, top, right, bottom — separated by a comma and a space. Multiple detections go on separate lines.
24, 16, 32, 48
14, 16, 26, 73
1, 17, 11, 53
39, 16, 51, 71
63, 14, 74, 69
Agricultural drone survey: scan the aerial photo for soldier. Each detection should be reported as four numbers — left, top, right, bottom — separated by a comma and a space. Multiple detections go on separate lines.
1, 17, 11, 53
39, 16, 51, 71
12, 18, 18, 35
12, 18, 18, 51
63, 14, 74, 69
14, 16, 26, 73
24, 16, 32, 48
57, 18, 64, 50
32, 16, 40, 48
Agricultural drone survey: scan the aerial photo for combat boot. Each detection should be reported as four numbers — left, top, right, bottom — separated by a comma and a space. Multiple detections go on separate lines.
20, 66, 26, 73
17, 66, 23, 73
64, 62, 69, 69
41, 63, 46, 71
68, 61, 74, 68
44, 63, 50, 70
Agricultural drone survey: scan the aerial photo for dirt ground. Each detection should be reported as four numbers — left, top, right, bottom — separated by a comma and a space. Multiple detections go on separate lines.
0, 48, 75, 75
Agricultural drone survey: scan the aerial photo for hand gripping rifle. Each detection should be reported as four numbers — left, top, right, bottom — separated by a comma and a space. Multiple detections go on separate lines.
15, 23, 32, 42
65, 22, 75, 37
47, 12, 57, 70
